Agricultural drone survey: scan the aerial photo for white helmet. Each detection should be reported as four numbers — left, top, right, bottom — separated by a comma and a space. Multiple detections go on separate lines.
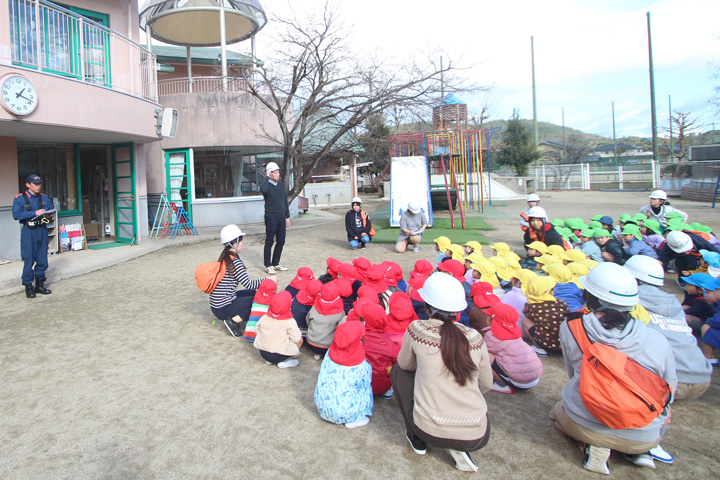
407, 200, 421, 214
623, 255, 665, 286
220, 224, 245, 246
351, 196, 362, 205
527, 193, 540, 202
418, 272, 467, 312
266, 162, 280, 174
578, 262, 639, 307
526, 206, 548, 220
666, 230, 693, 253
649, 189, 667, 200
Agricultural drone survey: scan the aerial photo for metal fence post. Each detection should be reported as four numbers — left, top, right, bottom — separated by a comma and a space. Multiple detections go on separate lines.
542, 164, 546, 190
651, 160, 657, 188
619, 166, 624, 190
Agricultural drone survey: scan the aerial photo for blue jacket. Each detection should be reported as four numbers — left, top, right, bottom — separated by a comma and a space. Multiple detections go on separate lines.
12, 190, 53, 224
624, 238, 659, 259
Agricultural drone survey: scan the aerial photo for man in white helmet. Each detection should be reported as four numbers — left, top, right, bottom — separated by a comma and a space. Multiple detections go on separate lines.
658, 230, 720, 287
639, 190, 688, 227
519, 193, 541, 230
396, 200, 428, 253
345, 196, 373, 249
260, 162, 290, 274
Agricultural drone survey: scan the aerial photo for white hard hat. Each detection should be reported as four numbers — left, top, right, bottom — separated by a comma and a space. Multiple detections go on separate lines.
527, 193, 540, 202
623, 255, 665, 287
351, 196, 362, 205
578, 262, 639, 307
220, 224, 245, 245
666, 230, 693, 253
418, 272, 467, 312
526, 206, 548, 220
266, 162, 280, 174
649, 189, 667, 200
407, 200, 421, 214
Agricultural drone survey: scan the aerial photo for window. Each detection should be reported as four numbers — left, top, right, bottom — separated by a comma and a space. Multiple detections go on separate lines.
193, 148, 269, 199
17, 144, 80, 214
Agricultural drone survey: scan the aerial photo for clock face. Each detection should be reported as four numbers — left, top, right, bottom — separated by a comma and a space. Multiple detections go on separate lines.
1, 75, 38, 116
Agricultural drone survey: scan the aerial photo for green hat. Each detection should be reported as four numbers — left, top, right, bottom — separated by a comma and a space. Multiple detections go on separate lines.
665, 211, 683, 219
643, 219, 661, 234
551, 219, 565, 227
588, 221, 602, 230
633, 213, 647, 223
579, 229, 595, 238
591, 215, 603, 221
569, 233, 579, 243
593, 228, 611, 239
690, 222, 712, 234
667, 222, 691, 232
558, 227, 572, 236
621, 224, 642, 241
620, 214, 632, 223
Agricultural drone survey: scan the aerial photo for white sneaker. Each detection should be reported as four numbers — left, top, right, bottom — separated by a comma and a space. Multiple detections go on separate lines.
491, 382, 515, 394
345, 416, 370, 429
583, 445, 610, 475
624, 453, 655, 469
412, 247, 419, 253
277, 358, 299, 369
382, 387, 394, 399
265, 361, 272, 365
532, 345, 548, 357
313, 353, 322, 361
274, 264, 288, 271
649, 445, 674, 464
265, 266, 276, 274
448, 450, 478, 472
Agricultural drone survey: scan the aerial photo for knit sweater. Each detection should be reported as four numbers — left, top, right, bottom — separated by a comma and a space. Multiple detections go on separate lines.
397, 319, 492, 441
253, 315, 302, 356
259, 178, 290, 218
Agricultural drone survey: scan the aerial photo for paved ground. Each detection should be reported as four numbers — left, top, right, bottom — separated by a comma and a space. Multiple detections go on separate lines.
1, 191, 718, 479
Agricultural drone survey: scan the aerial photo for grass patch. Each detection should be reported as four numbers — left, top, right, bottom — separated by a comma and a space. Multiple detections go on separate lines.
369, 206, 492, 245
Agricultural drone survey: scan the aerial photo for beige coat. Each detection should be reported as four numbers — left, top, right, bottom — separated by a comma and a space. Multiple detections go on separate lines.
253, 315, 302, 356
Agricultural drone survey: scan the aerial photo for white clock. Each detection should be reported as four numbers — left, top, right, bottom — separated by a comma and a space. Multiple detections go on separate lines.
1, 74, 39, 116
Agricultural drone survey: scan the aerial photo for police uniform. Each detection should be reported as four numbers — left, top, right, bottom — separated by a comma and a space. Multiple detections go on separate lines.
12, 175, 54, 297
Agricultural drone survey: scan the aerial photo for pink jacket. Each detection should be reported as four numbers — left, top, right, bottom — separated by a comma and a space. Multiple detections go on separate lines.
484, 330, 543, 384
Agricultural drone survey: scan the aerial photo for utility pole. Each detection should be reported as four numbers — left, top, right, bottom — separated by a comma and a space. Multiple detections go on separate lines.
668, 95, 674, 160
647, 12, 659, 163
562, 107, 566, 163
612, 102, 617, 167
531, 36, 538, 148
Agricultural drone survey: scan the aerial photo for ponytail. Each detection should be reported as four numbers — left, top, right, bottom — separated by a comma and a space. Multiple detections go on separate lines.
435, 311, 477, 386
217, 246, 236, 277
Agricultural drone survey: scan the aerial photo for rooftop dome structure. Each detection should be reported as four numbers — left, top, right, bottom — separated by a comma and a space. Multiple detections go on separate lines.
433, 93, 468, 130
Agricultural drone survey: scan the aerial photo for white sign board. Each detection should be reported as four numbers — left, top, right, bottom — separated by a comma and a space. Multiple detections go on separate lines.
390, 156, 434, 228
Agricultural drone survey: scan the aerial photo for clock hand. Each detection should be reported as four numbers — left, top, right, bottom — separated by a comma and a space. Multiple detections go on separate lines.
17, 93, 32, 102
15, 88, 25, 98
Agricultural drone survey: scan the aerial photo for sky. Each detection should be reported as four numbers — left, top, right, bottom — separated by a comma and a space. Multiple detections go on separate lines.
249, 0, 720, 140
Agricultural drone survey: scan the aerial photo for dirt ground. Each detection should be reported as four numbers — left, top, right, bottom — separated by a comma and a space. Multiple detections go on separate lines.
1, 191, 718, 479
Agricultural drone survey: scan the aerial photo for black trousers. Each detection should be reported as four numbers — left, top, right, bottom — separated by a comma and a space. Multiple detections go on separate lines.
260, 350, 291, 364
264, 215, 286, 267
390, 365, 490, 452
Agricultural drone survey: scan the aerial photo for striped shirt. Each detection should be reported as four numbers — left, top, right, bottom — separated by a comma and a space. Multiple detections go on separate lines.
209, 257, 263, 309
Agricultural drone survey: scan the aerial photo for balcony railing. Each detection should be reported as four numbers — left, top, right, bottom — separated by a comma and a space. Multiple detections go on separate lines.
158, 76, 266, 96
8, 0, 158, 102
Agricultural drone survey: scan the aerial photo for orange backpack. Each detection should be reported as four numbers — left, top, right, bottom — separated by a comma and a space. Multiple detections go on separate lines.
567, 318, 672, 430
360, 210, 376, 237
195, 261, 226, 294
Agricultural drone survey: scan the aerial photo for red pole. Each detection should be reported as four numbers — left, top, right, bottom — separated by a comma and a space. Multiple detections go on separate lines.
440, 154, 455, 229
448, 154, 466, 229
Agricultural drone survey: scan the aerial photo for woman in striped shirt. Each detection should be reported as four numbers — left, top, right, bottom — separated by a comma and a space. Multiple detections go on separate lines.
210, 225, 276, 337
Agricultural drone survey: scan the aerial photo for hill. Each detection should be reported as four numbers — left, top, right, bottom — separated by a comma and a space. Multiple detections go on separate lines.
481, 119, 611, 145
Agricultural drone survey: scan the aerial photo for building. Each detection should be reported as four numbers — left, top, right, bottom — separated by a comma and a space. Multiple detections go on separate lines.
0, 0, 160, 261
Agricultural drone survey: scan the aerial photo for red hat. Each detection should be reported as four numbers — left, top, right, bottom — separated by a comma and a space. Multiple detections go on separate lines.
363, 264, 389, 294
488, 303, 521, 340
410, 259, 433, 282
267, 291, 293, 320
338, 263, 357, 284
296, 279, 323, 306
326, 258, 342, 279
359, 303, 388, 332
253, 279, 277, 305
328, 321, 366, 367
314, 282, 344, 315
438, 259, 466, 283
387, 292, 418, 334
357, 286, 380, 304
289, 267, 314, 290
332, 278, 353, 298
352, 257, 371, 282
471, 281, 500, 308
383, 261, 404, 287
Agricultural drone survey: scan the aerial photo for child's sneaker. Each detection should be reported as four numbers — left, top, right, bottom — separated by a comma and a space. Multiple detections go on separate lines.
265, 361, 273, 365
709, 358, 719, 367
532, 345, 548, 357
313, 353, 322, 361
360, 242, 367, 249
583, 445, 610, 475
649, 445, 674, 464
624, 452, 655, 469
491, 382, 515, 394
382, 387, 394, 399
405, 430, 427, 455
448, 449, 478, 472
345, 416, 369, 429
277, 358, 299, 369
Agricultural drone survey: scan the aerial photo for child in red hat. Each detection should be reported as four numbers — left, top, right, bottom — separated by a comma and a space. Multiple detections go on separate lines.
243, 279, 277, 343
358, 302, 398, 398
290, 279, 322, 337
386, 292, 419, 349
254, 291, 304, 368
307, 282, 347, 360
284, 267, 314, 299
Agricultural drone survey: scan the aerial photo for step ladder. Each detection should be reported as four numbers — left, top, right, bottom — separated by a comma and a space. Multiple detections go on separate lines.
149, 195, 171, 239
713, 169, 720, 208
170, 205, 198, 238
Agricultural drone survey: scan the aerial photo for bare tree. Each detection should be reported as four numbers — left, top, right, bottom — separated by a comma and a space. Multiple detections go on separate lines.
240, 1, 487, 202
662, 111, 700, 176
540, 134, 596, 189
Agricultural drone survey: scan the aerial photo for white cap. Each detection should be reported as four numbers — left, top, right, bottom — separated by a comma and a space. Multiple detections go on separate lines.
220, 224, 245, 245
351, 196, 362, 204
418, 272, 467, 312
666, 230, 693, 253
526, 206, 548, 220
649, 189, 667, 200
578, 262, 639, 307
266, 162, 280, 174
408, 200, 421, 214
527, 193, 540, 202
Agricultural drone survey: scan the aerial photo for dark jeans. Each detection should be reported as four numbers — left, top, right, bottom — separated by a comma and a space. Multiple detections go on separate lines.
20, 226, 49, 285
211, 289, 256, 321
264, 215, 286, 267
390, 365, 490, 452
307, 344, 328, 356
260, 350, 291, 364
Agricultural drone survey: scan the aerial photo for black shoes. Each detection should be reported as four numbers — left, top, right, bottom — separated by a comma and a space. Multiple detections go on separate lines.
224, 318, 242, 338
405, 430, 427, 455
360, 242, 367, 249
35, 279, 51, 295
25, 284, 36, 298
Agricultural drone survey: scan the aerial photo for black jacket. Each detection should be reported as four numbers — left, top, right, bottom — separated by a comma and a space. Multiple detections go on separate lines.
345, 209, 372, 240
658, 232, 720, 272
523, 222, 564, 249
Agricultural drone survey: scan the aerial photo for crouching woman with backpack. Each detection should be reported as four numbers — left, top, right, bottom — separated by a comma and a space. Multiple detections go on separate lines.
549, 262, 677, 475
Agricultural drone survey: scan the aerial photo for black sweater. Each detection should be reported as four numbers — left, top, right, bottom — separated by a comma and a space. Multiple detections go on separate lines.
259, 178, 289, 218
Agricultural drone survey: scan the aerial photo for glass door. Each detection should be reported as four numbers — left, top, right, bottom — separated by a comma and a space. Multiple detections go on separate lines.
112, 144, 136, 243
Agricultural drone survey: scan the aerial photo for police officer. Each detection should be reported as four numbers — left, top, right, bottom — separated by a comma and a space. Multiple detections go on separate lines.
12, 174, 54, 298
